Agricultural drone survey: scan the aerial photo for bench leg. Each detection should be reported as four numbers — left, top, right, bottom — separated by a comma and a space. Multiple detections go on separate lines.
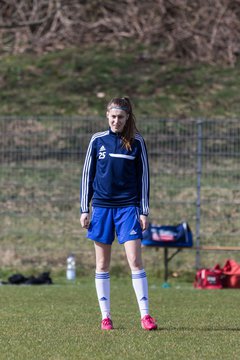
162, 248, 182, 288
164, 247, 168, 282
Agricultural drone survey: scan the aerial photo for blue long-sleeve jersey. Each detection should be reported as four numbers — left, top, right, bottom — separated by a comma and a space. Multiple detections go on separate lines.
80, 128, 149, 215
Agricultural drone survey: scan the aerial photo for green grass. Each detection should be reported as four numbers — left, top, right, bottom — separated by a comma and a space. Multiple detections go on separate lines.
1, 45, 240, 118
0, 277, 239, 360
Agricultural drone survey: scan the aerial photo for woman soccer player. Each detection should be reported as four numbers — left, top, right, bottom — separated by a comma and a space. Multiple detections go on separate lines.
80, 97, 157, 331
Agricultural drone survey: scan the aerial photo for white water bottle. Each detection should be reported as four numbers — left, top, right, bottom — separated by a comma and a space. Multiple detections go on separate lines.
66, 254, 76, 280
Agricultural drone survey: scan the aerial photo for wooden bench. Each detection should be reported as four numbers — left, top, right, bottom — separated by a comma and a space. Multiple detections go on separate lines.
197, 246, 240, 251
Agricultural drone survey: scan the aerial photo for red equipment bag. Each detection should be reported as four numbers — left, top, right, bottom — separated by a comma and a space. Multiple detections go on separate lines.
194, 267, 223, 289
222, 259, 240, 289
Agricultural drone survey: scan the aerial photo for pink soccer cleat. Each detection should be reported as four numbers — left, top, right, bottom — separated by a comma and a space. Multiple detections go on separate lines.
101, 317, 114, 330
141, 315, 157, 330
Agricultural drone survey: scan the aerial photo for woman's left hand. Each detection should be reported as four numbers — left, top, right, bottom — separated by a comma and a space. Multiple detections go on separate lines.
140, 215, 148, 231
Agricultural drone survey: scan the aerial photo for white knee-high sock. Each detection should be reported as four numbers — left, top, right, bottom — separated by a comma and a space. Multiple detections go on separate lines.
131, 269, 149, 318
95, 271, 111, 320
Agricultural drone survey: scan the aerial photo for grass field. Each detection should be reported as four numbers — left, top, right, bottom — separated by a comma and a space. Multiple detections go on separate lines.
0, 277, 239, 360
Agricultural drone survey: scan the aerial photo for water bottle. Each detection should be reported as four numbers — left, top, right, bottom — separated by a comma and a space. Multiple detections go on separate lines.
66, 254, 76, 280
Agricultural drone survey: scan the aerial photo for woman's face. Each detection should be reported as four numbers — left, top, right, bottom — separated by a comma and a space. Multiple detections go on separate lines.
107, 108, 129, 133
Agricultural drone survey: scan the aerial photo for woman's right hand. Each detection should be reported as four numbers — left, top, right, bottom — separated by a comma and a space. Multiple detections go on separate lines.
80, 213, 90, 229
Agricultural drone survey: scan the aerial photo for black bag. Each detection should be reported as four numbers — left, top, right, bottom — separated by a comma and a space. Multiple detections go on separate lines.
8, 272, 53, 285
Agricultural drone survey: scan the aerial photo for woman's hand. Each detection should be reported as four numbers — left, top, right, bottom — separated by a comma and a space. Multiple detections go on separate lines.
140, 215, 148, 231
80, 213, 90, 229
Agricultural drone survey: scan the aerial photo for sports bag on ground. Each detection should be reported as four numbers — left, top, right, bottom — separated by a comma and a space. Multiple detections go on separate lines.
194, 268, 223, 289
222, 259, 240, 289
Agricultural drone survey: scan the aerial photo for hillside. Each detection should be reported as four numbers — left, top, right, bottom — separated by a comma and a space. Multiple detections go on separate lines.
0, 45, 240, 119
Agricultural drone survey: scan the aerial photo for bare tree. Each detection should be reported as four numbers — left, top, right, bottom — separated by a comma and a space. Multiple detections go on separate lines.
0, 0, 239, 65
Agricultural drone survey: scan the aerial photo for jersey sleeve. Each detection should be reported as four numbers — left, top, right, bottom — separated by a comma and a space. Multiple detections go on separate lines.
136, 135, 150, 216
80, 135, 97, 213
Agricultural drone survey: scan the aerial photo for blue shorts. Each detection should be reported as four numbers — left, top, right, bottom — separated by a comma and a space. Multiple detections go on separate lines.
87, 206, 143, 244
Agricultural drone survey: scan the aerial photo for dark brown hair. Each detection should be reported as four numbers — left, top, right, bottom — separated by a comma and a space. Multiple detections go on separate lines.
107, 97, 138, 150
